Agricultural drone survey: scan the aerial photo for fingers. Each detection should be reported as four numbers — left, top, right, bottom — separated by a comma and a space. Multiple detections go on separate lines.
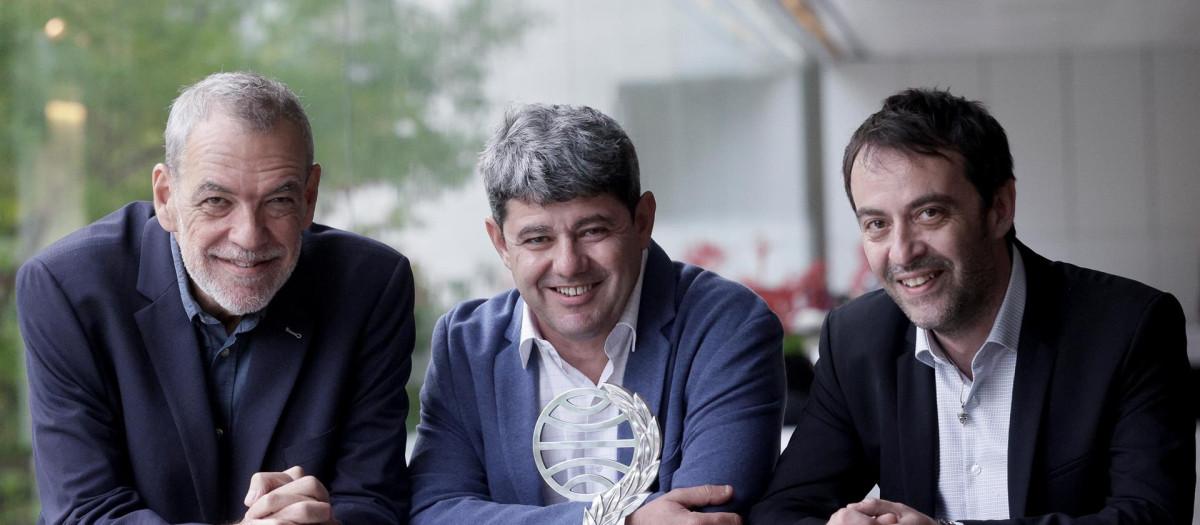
659, 484, 735, 509
846, 498, 932, 525
875, 513, 899, 525
849, 497, 899, 516
245, 469, 303, 507
627, 486, 740, 525
244, 472, 331, 520
828, 507, 882, 525
688, 512, 743, 525
268, 500, 333, 524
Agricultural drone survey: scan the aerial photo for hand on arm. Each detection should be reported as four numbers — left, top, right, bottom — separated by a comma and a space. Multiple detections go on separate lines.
240, 466, 339, 525
627, 485, 742, 525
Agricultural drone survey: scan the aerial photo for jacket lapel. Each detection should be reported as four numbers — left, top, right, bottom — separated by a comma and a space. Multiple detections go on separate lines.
227, 277, 313, 489
495, 300, 544, 505
1006, 244, 1058, 517
133, 220, 221, 523
895, 325, 939, 516
619, 243, 675, 467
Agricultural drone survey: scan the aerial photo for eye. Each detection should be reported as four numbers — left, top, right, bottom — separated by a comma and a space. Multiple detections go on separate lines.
524, 236, 550, 245
917, 207, 943, 220
581, 227, 608, 238
203, 197, 228, 207
862, 218, 886, 231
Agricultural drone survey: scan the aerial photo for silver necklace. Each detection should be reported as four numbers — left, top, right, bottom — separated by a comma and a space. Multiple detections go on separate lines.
957, 376, 969, 424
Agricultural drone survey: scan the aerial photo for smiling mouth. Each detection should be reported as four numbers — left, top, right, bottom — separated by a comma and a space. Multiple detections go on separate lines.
899, 272, 940, 288
553, 284, 594, 297
218, 257, 273, 269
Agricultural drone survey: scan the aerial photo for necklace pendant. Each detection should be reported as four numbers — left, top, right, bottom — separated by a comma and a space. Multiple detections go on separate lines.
958, 411, 968, 424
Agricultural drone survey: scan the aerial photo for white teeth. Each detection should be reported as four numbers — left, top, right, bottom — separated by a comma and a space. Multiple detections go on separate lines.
555, 285, 593, 297
233, 260, 257, 268
901, 275, 933, 287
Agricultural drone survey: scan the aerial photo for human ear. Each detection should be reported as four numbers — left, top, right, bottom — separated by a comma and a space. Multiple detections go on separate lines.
633, 191, 656, 249
485, 216, 512, 270
152, 163, 178, 232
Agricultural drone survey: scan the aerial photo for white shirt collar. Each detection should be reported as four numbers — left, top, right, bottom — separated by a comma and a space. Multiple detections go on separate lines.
519, 248, 649, 369
916, 247, 1027, 368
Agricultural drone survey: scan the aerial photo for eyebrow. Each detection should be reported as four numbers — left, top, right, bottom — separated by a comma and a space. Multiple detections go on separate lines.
192, 179, 301, 198
194, 181, 233, 197
515, 224, 553, 238
267, 180, 302, 195
512, 214, 614, 239
571, 214, 611, 230
855, 192, 955, 219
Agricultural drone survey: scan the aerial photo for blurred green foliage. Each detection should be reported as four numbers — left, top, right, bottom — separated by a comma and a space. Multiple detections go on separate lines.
0, 0, 528, 522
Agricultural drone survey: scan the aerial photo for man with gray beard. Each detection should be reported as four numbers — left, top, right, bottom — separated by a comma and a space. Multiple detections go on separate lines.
749, 88, 1193, 525
17, 72, 414, 524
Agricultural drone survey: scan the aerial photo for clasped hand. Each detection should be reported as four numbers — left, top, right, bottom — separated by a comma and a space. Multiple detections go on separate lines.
237, 466, 339, 525
828, 498, 939, 525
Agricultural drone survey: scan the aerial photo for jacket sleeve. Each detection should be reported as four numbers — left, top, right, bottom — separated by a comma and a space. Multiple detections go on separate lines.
408, 312, 587, 525
748, 311, 878, 525
656, 296, 787, 515
18, 258, 198, 525
963, 293, 1195, 525
324, 255, 416, 524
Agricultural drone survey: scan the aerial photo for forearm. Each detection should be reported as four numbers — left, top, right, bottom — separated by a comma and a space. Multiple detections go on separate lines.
748, 314, 878, 525
20, 261, 172, 525
325, 256, 417, 521
667, 310, 786, 512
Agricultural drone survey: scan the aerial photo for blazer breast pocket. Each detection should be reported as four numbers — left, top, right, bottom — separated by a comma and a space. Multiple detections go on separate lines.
282, 426, 338, 479
1045, 450, 1096, 480
1040, 450, 1104, 511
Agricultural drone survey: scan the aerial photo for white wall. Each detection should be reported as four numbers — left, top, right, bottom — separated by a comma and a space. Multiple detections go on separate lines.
322, 0, 813, 306
821, 49, 1200, 322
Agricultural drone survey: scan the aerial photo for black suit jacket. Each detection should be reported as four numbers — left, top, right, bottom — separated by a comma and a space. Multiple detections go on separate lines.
18, 202, 415, 524
750, 242, 1194, 524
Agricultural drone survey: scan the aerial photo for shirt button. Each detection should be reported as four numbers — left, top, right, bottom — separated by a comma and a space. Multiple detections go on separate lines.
215, 427, 225, 438
220, 348, 230, 358
970, 464, 982, 475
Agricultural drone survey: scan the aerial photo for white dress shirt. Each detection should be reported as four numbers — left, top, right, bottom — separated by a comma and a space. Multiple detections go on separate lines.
915, 249, 1026, 522
521, 250, 648, 504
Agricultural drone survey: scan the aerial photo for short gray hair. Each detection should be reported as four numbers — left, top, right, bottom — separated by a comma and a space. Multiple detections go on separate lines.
480, 103, 640, 226
164, 71, 313, 176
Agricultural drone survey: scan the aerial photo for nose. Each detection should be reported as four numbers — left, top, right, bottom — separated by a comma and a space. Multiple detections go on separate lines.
888, 221, 926, 267
552, 237, 589, 277
227, 205, 268, 250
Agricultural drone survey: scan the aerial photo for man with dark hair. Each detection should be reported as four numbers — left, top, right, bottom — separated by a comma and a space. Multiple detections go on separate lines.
17, 71, 414, 524
409, 103, 786, 525
749, 88, 1193, 524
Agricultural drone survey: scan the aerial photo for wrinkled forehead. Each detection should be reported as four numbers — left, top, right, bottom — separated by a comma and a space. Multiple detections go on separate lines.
183, 113, 308, 164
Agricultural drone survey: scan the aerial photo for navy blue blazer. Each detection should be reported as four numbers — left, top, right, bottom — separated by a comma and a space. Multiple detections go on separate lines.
17, 202, 415, 524
409, 242, 787, 524
749, 242, 1195, 524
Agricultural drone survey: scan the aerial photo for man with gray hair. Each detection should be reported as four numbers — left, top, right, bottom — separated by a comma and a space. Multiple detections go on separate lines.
18, 71, 414, 524
409, 103, 786, 524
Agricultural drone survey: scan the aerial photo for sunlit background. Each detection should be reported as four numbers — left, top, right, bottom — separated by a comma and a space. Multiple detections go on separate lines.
1, 0, 1198, 522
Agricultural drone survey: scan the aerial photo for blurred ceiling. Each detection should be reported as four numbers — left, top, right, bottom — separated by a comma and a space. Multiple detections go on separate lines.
766, 0, 1200, 61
